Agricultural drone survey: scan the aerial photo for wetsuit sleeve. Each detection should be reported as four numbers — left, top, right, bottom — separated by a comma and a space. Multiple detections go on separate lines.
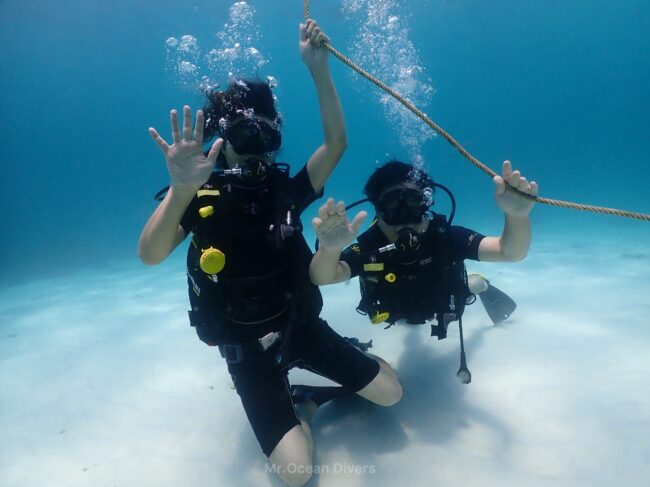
290, 164, 325, 214
449, 226, 485, 261
340, 243, 364, 278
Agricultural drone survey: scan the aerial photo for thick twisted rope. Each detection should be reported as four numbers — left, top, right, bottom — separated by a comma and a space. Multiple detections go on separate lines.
303, 0, 649, 222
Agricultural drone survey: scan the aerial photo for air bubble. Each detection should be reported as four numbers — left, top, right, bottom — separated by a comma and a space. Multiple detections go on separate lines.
164, 1, 273, 91
342, 0, 435, 161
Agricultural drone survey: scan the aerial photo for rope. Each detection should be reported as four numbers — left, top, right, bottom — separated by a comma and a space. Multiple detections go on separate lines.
303, 0, 649, 222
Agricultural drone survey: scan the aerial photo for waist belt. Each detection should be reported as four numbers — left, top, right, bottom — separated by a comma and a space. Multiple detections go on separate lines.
218, 331, 283, 364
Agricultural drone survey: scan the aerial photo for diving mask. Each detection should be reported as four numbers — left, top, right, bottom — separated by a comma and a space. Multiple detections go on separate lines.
224, 118, 281, 155
377, 187, 429, 225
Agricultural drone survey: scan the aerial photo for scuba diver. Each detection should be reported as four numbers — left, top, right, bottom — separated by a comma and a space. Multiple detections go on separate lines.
138, 21, 402, 487
309, 159, 538, 382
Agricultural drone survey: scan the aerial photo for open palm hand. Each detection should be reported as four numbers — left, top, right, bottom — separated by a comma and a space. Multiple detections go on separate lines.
312, 198, 367, 251
149, 105, 223, 193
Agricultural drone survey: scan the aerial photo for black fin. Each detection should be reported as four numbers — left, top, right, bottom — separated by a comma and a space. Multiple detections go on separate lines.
290, 385, 348, 407
479, 282, 517, 324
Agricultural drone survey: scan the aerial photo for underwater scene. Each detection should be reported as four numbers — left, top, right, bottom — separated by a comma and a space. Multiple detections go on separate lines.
1, 1, 649, 486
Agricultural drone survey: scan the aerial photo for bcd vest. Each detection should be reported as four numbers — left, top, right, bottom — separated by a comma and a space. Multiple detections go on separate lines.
356, 214, 472, 339
185, 166, 322, 343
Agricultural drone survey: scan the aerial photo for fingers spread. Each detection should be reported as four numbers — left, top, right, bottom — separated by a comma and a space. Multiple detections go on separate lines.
336, 200, 346, 216
149, 127, 170, 154
182, 105, 192, 140
206, 138, 224, 165
318, 201, 330, 220
351, 210, 367, 234
170, 109, 181, 144
327, 200, 338, 216
194, 110, 204, 143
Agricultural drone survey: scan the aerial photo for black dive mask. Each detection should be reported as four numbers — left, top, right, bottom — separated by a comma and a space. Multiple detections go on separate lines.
224, 118, 281, 155
377, 188, 429, 225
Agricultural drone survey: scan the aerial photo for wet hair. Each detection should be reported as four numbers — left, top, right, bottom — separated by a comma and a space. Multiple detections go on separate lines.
202, 78, 280, 141
364, 160, 435, 206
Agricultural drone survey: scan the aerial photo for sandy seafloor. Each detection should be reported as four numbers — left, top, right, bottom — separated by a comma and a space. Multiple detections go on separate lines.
1, 234, 649, 487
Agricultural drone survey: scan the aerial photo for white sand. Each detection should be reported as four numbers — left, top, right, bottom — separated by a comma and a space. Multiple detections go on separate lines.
1, 236, 649, 487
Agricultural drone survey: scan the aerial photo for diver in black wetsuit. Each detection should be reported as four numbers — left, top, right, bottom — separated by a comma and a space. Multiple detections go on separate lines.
138, 21, 402, 487
309, 159, 538, 381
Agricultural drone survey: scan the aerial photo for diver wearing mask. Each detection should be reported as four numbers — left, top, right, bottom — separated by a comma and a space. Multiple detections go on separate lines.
140, 69, 402, 486
344, 173, 474, 330
374, 185, 432, 264
220, 116, 282, 184
309, 159, 537, 382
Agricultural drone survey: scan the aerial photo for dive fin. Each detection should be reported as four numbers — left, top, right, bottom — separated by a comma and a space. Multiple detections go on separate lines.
478, 281, 517, 324
290, 385, 348, 407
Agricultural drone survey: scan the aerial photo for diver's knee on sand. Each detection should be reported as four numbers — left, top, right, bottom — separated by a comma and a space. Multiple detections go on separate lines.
269, 424, 313, 487
356, 357, 403, 406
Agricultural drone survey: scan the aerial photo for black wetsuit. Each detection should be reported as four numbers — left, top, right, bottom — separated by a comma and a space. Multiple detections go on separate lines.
340, 219, 485, 326
179, 165, 379, 456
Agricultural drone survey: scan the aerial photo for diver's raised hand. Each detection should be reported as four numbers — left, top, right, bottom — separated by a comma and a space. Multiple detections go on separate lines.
494, 160, 539, 217
312, 198, 367, 251
300, 19, 330, 72
149, 105, 223, 194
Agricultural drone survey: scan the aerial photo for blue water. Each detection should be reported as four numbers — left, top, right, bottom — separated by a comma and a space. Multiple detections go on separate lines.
1, 2, 650, 486
1, 0, 648, 283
